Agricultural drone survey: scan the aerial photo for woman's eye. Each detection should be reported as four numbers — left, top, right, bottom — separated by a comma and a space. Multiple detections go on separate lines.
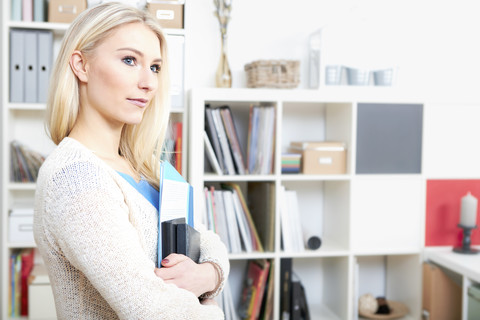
151, 64, 161, 73
123, 56, 136, 66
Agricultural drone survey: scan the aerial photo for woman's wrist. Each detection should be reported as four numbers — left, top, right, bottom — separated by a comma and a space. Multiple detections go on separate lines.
201, 262, 220, 294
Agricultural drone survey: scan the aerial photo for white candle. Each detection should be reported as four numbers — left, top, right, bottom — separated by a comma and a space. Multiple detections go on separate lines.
460, 192, 478, 227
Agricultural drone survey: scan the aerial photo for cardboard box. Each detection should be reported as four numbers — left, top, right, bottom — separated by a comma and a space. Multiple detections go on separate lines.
48, 0, 87, 23
422, 262, 462, 320
290, 141, 346, 175
147, 1, 184, 29
9, 208, 34, 243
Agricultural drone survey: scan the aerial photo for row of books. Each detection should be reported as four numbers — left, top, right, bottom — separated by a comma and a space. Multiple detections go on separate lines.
10, 140, 46, 183
280, 258, 310, 320
204, 104, 275, 176
216, 260, 274, 320
9, 249, 35, 318
11, 0, 47, 22
279, 187, 306, 252
10, 29, 53, 103
215, 281, 238, 320
204, 183, 263, 254
238, 259, 274, 320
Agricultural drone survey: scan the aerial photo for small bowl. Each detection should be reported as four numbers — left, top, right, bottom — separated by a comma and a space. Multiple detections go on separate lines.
359, 300, 409, 319
346, 67, 370, 86
325, 65, 343, 85
373, 68, 395, 86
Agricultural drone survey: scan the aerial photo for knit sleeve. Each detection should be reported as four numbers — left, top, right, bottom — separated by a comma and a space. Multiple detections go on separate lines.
42, 161, 224, 320
196, 225, 230, 299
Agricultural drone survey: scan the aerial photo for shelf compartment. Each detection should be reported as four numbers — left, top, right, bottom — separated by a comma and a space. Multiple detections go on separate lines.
281, 180, 351, 253
354, 254, 421, 320
203, 101, 276, 176
203, 181, 276, 254
281, 101, 353, 175
291, 256, 350, 320
225, 259, 274, 320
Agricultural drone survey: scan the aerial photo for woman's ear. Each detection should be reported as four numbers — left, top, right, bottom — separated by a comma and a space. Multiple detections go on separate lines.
70, 50, 88, 83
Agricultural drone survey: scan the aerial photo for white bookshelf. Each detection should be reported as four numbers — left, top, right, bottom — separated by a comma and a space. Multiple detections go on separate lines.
188, 87, 424, 320
1, 3, 188, 319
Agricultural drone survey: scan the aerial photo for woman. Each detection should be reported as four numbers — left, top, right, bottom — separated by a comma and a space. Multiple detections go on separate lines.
33, 3, 229, 319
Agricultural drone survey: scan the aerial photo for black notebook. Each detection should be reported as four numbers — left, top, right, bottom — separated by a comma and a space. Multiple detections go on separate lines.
161, 218, 200, 263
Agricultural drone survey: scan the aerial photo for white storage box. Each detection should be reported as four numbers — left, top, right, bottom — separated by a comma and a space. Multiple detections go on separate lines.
29, 264, 57, 320
9, 208, 34, 243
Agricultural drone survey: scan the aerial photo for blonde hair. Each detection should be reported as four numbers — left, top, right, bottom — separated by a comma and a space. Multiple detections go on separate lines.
46, 2, 170, 188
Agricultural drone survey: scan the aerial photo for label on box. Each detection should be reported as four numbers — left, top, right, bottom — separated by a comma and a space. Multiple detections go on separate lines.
156, 9, 174, 20
319, 157, 333, 165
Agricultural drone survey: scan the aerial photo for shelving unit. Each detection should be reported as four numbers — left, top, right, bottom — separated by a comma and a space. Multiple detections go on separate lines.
188, 87, 424, 320
1, 3, 188, 318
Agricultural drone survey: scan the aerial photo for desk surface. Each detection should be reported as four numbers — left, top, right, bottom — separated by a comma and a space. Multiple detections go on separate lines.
425, 247, 480, 283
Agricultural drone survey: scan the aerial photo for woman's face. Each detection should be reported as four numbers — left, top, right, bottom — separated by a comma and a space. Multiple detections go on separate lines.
80, 22, 162, 127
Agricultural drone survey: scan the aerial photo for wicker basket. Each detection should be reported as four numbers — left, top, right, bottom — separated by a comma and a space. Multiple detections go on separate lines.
244, 60, 300, 88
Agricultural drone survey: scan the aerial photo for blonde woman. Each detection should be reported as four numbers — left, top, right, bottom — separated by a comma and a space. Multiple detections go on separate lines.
33, 3, 229, 319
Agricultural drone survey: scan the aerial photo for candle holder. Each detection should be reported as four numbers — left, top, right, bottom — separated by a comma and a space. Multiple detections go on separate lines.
453, 224, 479, 254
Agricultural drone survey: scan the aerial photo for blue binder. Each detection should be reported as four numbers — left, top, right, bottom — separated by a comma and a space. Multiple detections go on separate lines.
37, 30, 53, 103
9, 29, 25, 103
24, 30, 38, 103
157, 161, 194, 267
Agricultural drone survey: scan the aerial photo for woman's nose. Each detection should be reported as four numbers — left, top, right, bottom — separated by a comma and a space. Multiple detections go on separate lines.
138, 68, 157, 92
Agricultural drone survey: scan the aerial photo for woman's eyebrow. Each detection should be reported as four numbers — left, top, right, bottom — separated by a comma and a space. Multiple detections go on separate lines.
117, 47, 162, 63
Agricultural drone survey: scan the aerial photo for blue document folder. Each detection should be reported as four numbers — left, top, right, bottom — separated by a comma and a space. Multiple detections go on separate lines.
157, 161, 194, 267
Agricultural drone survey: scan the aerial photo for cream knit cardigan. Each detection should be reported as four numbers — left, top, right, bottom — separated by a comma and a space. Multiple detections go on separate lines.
34, 137, 229, 319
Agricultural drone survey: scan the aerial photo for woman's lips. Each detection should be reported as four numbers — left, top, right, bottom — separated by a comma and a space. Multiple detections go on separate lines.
127, 98, 148, 108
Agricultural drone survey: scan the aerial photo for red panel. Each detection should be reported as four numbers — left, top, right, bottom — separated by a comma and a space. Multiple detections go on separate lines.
426, 180, 480, 246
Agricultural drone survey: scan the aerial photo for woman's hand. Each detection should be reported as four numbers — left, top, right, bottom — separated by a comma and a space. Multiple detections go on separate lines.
154, 254, 218, 297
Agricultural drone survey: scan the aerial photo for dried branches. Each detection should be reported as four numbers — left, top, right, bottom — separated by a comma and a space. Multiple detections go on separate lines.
213, 0, 232, 36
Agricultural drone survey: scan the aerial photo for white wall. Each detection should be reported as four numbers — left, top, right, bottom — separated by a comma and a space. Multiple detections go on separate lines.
185, 0, 480, 99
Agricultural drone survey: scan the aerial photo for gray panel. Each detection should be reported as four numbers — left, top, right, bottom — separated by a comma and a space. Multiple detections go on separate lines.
356, 103, 423, 174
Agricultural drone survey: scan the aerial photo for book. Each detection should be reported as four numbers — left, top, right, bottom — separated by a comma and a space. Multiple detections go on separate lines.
238, 259, 271, 320
157, 161, 194, 267
176, 222, 200, 262
280, 258, 292, 320
161, 219, 178, 261
174, 121, 182, 173
204, 186, 215, 232
247, 105, 275, 174
219, 106, 247, 175
161, 218, 200, 263
222, 182, 263, 252
290, 276, 310, 320
205, 105, 226, 174
213, 189, 231, 251
279, 186, 293, 252
279, 187, 304, 252
20, 249, 34, 316
247, 182, 275, 252
204, 131, 223, 175
259, 260, 275, 320
221, 190, 242, 253
285, 190, 304, 252
212, 108, 236, 175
